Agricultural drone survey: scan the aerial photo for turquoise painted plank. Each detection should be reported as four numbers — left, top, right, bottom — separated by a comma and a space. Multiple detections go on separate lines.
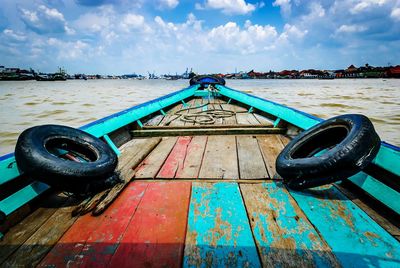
0, 156, 20, 185
289, 184, 400, 267
0, 181, 49, 215
348, 172, 400, 214
240, 182, 340, 267
83, 85, 198, 137
184, 182, 261, 267
216, 85, 320, 130
373, 144, 400, 177
103, 134, 121, 156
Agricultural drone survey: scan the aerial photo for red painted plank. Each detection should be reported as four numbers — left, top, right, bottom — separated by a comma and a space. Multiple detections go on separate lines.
157, 136, 192, 178
108, 181, 192, 268
39, 182, 148, 267
176, 136, 207, 179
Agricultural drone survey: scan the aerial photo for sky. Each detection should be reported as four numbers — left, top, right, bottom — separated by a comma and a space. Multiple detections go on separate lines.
0, 0, 399, 74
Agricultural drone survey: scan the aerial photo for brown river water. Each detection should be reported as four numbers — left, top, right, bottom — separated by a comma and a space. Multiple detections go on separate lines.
0, 79, 399, 156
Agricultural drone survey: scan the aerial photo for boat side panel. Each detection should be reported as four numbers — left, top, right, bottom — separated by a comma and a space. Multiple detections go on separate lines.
240, 182, 340, 267
348, 172, 400, 214
184, 182, 261, 267
289, 184, 400, 267
0, 85, 198, 187
109, 181, 191, 268
217, 85, 400, 177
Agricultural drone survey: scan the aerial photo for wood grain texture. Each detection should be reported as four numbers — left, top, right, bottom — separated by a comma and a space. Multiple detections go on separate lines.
236, 136, 269, 180
236, 113, 261, 125
257, 135, 285, 179
134, 137, 178, 179
0, 193, 68, 264
144, 114, 164, 126
253, 113, 273, 126
93, 137, 161, 215
289, 184, 400, 267
4, 197, 80, 267
159, 103, 183, 126
109, 181, 191, 268
241, 182, 340, 267
39, 182, 148, 267
157, 136, 193, 178
131, 127, 285, 137
199, 135, 239, 180
335, 183, 400, 238
220, 104, 237, 125
175, 136, 208, 179
184, 182, 260, 267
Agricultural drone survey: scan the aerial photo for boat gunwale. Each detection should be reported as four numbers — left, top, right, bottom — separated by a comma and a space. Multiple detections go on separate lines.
0, 83, 399, 222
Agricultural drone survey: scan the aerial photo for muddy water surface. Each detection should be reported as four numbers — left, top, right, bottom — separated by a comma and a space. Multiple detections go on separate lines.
0, 79, 399, 155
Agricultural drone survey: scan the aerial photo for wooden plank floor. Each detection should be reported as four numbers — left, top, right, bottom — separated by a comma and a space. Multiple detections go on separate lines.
2, 97, 400, 267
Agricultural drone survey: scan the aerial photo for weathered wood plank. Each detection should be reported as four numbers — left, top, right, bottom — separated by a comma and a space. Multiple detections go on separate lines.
335, 182, 400, 238
184, 182, 260, 267
73, 138, 161, 215
109, 182, 191, 268
157, 136, 193, 178
0, 193, 68, 264
253, 113, 273, 126
199, 136, 239, 179
220, 104, 247, 112
176, 136, 208, 179
257, 135, 285, 179
236, 113, 261, 125
220, 104, 238, 125
134, 137, 178, 179
159, 103, 183, 126
278, 135, 291, 147
3, 197, 80, 267
144, 114, 164, 126
185, 98, 203, 126
39, 182, 148, 267
131, 127, 285, 137
289, 184, 400, 267
143, 124, 270, 129
237, 136, 269, 180
241, 182, 340, 267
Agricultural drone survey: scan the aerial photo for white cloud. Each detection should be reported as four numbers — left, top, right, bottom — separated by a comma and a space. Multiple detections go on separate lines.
19, 5, 73, 34
206, 21, 278, 54
3, 29, 27, 42
75, 12, 111, 33
47, 37, 89, 59
158, 0, 179, 9
273, 0, 292, 16
391, 7, 400, 21
351, 0, 389, 14
201, 0, 256, 15
336, 24, 367, 33
121, 14, 145, 31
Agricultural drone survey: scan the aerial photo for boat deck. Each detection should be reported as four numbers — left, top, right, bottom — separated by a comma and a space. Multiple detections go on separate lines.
1, 97, 399, 267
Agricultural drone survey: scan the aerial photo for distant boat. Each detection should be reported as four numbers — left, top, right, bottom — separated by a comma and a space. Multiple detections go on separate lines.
35, 74, 55, 81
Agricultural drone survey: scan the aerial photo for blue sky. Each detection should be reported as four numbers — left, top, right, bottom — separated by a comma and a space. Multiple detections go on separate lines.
0, 0, 399, 74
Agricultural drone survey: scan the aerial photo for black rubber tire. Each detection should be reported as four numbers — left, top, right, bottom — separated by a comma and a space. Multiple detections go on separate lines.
190, 75, 226, 86
276, 114, 381, 190
15, 125, 118, 193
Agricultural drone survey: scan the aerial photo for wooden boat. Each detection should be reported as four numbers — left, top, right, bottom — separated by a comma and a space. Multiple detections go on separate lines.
0, 79, 399, 267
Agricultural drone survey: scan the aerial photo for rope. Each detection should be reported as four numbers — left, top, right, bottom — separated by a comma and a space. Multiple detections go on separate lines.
165, 85, 248, 125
